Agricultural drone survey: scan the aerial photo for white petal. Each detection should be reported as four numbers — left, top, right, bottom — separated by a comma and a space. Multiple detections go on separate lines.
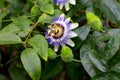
69, 31, 77, 38
69, 0, 76, 5
70, 23, 79, 29
65, 17, 71, 24
59, 4, 64, 10
59, 14, 64, 21
65, 3, 70, 11
66, 39, 75, 47
54, 46, 58, 52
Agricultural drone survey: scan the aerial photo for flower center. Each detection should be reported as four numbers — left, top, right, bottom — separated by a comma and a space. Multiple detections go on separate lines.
48, 23, 64, 38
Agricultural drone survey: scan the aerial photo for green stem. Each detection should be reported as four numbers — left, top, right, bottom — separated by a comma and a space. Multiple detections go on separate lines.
23, 22, 38, 47
72, 59, 91, 64
72, 59, 82, 63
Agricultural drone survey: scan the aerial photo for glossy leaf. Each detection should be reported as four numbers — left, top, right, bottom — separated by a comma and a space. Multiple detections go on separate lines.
95, 0, 120, 26
103, 35, 120, 61
21, 48, 41, 80
0, 32, 22, 45
93, 29, 120, 41
88, 50, 107, 72
74, 25, 90, 41
27, 35, 48, 61
80, 41, 98, 77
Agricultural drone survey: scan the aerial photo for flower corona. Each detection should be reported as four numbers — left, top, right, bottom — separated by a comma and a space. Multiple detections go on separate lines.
45, 14, 79, 51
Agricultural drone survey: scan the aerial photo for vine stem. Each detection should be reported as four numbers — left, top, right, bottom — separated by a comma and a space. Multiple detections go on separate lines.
72, 59, 91, 64
23, 22, 38, 47
72, 59, 82, 63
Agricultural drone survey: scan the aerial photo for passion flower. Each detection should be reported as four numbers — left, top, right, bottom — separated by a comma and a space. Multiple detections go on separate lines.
45, 14, 79, 51
53, 0, 76, 11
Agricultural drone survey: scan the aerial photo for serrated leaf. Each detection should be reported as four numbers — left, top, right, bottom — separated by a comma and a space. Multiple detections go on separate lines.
27, 35, 48, 61
0, 32, 22, 45
21, 48, 41, 80
40, 4, 54, 15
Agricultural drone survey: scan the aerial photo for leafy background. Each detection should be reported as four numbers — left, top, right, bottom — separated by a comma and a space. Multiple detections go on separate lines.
0, 0, 120, 80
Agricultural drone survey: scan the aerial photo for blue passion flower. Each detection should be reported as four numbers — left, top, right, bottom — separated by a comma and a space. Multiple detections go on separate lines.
53, 0, 76, 11
45, 14, 79, 52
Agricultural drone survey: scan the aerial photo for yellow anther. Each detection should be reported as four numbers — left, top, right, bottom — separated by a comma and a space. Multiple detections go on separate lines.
48, 30, 51, 34
51, 33, 55, 36
54, 23, 59, 33
48, 25, 52, 28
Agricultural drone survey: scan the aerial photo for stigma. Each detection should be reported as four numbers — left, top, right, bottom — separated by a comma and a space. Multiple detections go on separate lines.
48, 23, 64, 39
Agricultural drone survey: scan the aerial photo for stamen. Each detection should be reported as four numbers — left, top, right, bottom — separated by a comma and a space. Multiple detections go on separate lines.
47, 23, 64, 39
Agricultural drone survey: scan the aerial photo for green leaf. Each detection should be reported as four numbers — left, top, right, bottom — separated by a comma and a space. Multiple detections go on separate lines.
103, 35, 120, 61
30, 5, 39, 15
88, 50, 107, 72
27, 35, 48, 61
91, 74, 107, 80
95, 0, 120, 26
37, 9, 62, 24
74, 25, 90, 41
80, 38, 102, 77
0, 32, 22, 45
40, 4, 54, 15
86, 11, 103, 31
61, 46, 73, 62
11, 15, 31, 37
9, 64, 26, 80
109, 51, 120, 74
0, 74, 9, 80
37, 13, 53, 24
21, 48, 41, 80
42, 58, 63, 80
92, 29, 120, 41
48, 48, 57, 60
1, 23, 20, 34
66, 62, 81, 80
91, 72, 120, 80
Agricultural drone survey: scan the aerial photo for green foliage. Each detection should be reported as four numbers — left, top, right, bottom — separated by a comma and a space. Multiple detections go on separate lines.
27, 35, 48, 61
61, 46, 73, 62
21, 48, 41, 80
1, 0, 120, 80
